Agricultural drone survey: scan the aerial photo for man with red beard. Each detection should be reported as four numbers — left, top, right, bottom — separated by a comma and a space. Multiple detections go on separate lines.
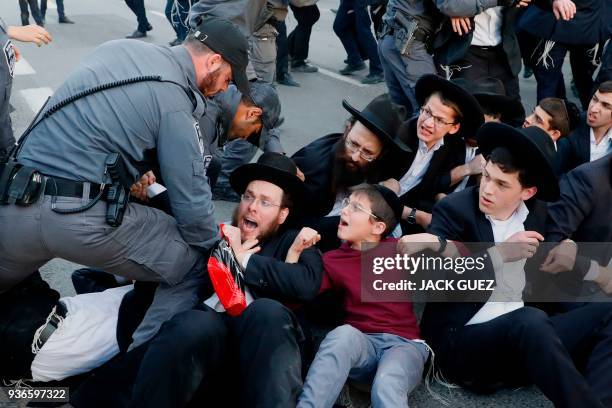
291, 93, 411, 249
557, 81, 612, 173
71, 152, 323, 408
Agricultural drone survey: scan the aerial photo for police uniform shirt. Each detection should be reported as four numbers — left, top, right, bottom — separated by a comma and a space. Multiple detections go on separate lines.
0, 18, 17, 153
17, 40, 218, 251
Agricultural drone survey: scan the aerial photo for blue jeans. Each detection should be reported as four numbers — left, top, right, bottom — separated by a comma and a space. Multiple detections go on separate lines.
165, 0, 190, 41
298, 324, 429, 408
333, 0, 382, 75
378, 35, 435, 113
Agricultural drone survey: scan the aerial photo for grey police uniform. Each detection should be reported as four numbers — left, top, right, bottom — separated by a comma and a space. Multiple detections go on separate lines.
378, 0, 439, 112
199, 83, 284, 195
189, 0, 286, 83
0, 39, 218, 347
0, 19, 17, 156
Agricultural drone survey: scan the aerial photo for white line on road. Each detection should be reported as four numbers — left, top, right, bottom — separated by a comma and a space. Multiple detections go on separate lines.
20, 87, 54, 113
14, 58, 35, 76
316, 67, 367, 88
150, 11, 166, 19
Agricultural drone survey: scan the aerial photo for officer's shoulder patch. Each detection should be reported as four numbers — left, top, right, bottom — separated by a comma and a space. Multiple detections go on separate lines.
3, 40, 16, 78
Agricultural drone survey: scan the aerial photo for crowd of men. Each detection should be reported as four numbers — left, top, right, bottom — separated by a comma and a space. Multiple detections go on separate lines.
1, 0, 612, 407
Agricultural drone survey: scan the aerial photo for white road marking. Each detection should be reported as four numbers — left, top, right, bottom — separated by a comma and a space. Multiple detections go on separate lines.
316, 67, 367, 88
150, 11, 166, 19
20, 87, 54, 113
14, 58, 35, 76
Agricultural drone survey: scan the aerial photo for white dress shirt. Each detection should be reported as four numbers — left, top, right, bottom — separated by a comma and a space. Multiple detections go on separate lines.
399, 138, 445, 195
466, 202, 529, 325
454, 145, 478, 193
471, 7, 503, 47
589, 127, 612, 162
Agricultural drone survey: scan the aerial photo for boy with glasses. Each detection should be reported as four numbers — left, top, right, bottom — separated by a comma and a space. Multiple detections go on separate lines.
297, 183, 429, 407
385, 75, 484, 233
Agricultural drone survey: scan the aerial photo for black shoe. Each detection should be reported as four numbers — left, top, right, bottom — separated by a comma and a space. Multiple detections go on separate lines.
339, 62, 366, 75
277, 74, 301, 87
126, 30, 146, 39
361, 73, 384, 84
59, 16, 74, 24
292, 63, 318, 73
169, 38, 182, 46
522, 66, 533, 79
331, 8, 338, 13
146, 23, 153, 31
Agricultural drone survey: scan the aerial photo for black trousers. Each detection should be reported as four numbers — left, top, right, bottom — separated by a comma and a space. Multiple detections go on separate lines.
451, 45, 520, 101
288, 4, 320, 65
276, 20, 290, 79
442, 304, 612, 408
72, 298, 303, 408
124, 0, 150, 33
18, 0, 43, 25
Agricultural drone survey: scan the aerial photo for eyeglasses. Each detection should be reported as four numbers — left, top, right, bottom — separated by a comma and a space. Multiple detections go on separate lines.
344, 137, 377, 162
419, 106, 456, 127
241, 192, 281, 209
341, 197, 380, 220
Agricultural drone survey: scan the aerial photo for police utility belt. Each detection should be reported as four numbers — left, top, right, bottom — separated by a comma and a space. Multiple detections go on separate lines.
0, 75, 170, 227
381, 12, 432, 56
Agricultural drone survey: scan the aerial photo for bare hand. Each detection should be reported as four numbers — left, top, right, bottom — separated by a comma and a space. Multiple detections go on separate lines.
287, 227, 321, 262
594, 266, 612, 294
129, 171, 156, 201
552, 0, 576, 20
7, 25, 52, 46
397, 233, 439, 256
539, 240, 577, 274
515, 0, 532, 7
451, 17, 472, 36
13, 45, 21, 62
222, 224, 260, 265
380, 178, 400, 195
295, 166, 305, 182
497, 231, 544, 262
467, 154, 485, 176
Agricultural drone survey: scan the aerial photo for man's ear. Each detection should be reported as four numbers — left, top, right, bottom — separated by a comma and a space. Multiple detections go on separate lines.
206, 53, 223, 72
447, 122, 460, 135
247, 107, 263, 122
521, 186, 538, 201
278, 207, 290, 225
550, 129, 561, 141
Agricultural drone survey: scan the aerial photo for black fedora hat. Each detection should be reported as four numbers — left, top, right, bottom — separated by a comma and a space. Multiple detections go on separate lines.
453, 77, 525, 125
230, 152, 305, 203
415, 74, 484, 139
477, 123, 560, 202
342, 94, 412, 153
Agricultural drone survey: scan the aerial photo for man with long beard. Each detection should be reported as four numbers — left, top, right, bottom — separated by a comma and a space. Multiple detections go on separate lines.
291, 94, 411, 249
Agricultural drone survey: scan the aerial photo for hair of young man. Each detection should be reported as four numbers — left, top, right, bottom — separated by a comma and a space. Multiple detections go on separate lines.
241, 94, 258, 107
348, 183, 397, 237
598, 80, 612, 94
481, 103, 502, 121
426, 91, 463, 124
487, 147, 537, 189
539, 98, 570, 136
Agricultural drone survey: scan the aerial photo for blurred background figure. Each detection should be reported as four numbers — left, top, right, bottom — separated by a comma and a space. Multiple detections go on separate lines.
18, 0, 44, 26
165, 0, 190, 46
40, 0, 74, 24
124, 0, 152, 38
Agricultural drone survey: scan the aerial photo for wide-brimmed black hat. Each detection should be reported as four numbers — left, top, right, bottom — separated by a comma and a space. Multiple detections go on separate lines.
342, 94, 412, 153
477, 123, 560, 201
230, 152, 305, 203
415, 74, 484, 139
453, 77, 525, 125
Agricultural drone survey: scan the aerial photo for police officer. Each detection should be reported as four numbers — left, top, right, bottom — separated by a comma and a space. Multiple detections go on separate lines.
0, 20, 52, 158
0, 15, 250, 348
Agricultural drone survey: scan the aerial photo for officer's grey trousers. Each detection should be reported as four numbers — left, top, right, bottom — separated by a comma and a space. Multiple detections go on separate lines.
378, 34, 435, 113
247, 23, 278, 83
0, 194, 208, 349
216, 139, 258, 187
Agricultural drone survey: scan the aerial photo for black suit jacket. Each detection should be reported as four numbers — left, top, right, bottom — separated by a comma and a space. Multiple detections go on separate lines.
556, 117, 591, 174
420, 186, 549, 355
398, 118, 466, 212
433, 5, 521, 76
546, 155, 612, 278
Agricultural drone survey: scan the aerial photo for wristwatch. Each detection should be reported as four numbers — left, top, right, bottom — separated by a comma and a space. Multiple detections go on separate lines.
407, 207, 417, 224
437, 236, 448, 254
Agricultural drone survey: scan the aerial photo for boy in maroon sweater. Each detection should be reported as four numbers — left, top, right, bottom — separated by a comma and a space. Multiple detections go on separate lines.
298, 183, 428, 408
